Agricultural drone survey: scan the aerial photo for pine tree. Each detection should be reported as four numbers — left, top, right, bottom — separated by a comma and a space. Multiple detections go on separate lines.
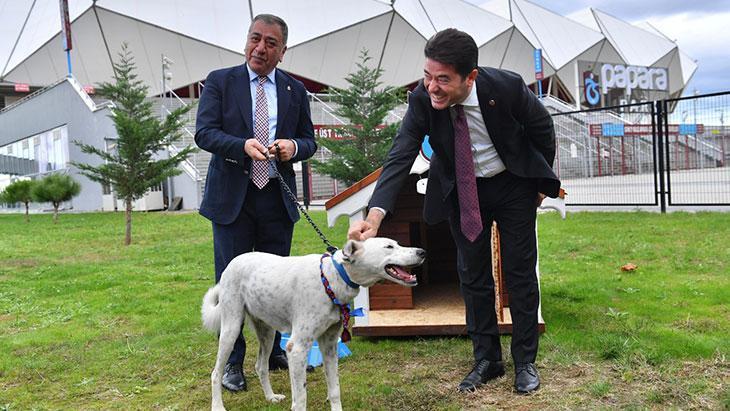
0, 179, 36, 222
311, 49, 404, 186
72, 43, 196, 245
31, 174, 80, 224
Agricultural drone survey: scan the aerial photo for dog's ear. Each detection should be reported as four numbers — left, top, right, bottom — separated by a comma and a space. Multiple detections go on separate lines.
342, 239, 362, 262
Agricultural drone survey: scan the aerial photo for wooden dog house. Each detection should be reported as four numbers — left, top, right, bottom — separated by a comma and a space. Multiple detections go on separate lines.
325, 165, 564, 337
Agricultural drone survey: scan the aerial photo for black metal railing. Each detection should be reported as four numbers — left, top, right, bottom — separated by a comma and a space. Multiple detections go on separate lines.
549, 91, 730, 209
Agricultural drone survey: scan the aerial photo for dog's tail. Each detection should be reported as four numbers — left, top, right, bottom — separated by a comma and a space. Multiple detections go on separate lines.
201, 284, 221, 334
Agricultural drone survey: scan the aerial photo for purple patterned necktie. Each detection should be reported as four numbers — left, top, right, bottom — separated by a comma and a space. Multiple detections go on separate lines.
453, 105, 483, 242
251, 75, 269, 189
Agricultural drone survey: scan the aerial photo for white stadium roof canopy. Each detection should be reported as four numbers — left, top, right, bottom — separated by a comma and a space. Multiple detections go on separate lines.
0, 0, 696, 101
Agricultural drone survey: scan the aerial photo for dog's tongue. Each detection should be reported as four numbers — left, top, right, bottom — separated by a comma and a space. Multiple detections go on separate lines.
388, 265, 416, 282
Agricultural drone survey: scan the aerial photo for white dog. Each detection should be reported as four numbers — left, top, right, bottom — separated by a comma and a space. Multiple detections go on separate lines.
201, 238, 426, 411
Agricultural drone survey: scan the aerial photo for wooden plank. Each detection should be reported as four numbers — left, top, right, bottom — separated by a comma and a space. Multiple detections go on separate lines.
354, 284, 544, 336
369, 283, 412, 297
369, 296, 413, 310
352, 323, 545, 337
369, 283, 413, 309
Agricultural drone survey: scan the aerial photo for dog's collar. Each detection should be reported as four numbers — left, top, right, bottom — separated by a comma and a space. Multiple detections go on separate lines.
320, 253, 357, 343
331, 251, 360, 289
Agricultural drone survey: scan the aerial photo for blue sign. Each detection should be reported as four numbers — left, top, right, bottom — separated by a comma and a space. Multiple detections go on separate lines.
534, 49, 543, 80
602, 123, 625, 137
678, 124, 697, 135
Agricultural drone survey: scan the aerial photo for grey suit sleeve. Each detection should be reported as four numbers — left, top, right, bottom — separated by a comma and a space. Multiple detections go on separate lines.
368, 93, 428, 214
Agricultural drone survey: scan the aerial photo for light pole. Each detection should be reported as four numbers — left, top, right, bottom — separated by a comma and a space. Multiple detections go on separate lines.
161, 54, 174, 208
717, 109, 726, 166
692, 89, 699, 168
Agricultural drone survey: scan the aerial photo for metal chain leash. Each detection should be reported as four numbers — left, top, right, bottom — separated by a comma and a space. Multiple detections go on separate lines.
270, 143, 338, 254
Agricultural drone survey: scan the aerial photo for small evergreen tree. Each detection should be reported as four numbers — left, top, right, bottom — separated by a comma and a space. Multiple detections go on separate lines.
311, 49, 404, 186
31, 174, 80, 224
0, 179, 36, 222
71, 43, 195, 245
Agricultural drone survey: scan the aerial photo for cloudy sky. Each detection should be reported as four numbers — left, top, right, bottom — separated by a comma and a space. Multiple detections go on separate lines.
469, 0, 729, 95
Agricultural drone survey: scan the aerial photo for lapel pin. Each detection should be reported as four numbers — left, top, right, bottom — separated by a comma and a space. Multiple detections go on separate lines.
489, 99, 496, 106
287, 85, 291, 91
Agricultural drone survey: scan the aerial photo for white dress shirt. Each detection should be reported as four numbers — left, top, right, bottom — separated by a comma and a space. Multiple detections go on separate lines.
246, 64, 297, 176
456, 80, 506, 178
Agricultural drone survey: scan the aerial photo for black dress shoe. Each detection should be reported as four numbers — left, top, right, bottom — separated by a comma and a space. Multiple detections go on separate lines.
268, 353, 289, 371
222, 363, 247, 392
514, 362, 540, 394
458, 359, 505, 392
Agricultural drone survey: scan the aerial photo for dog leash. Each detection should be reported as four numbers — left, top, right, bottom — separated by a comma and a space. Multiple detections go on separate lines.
266, 147, 364, 341
270, 143, 338, 254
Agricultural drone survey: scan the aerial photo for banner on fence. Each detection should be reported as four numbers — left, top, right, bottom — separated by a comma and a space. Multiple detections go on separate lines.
589, 123, 705, 137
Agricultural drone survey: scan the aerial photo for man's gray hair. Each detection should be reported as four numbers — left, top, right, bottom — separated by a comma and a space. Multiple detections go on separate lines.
251, 14, 288, 46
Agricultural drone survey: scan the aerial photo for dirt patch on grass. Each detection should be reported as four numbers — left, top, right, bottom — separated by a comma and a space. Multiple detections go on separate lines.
380, 354, 729, 410
2, 258, 39, 269
467, 359, 726, 409
58, 252, 113, 265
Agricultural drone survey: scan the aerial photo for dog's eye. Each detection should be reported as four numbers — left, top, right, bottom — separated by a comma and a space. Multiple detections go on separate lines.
385, 244, 394, 249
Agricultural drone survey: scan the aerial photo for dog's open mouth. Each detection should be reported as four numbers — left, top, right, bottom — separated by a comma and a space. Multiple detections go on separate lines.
385, 264, 417, 285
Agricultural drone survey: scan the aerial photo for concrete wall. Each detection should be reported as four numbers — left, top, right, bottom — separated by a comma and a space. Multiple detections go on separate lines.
0, 78, 115, 212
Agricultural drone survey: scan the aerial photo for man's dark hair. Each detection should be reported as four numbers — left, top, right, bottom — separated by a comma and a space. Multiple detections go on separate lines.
251, 14, 288, 46
424, 28, 478, 78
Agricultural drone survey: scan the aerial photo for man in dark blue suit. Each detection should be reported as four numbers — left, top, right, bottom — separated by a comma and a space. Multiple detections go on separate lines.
195, 14, 317, 392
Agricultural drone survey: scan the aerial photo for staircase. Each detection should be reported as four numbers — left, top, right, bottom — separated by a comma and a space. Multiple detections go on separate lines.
154, 91, 208, 204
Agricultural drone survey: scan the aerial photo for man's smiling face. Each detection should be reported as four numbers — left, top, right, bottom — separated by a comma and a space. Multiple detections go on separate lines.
422, 58, 476, 110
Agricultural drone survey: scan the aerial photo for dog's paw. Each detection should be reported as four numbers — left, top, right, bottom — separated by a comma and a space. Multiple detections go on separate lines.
267, 393, 286, 403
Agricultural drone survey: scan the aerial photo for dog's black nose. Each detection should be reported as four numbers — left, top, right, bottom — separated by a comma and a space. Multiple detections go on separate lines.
417, 249, 426, 258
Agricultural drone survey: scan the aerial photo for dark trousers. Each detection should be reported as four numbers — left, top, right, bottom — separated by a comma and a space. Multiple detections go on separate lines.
212, 180, 294, 365
449, 171, 540, 364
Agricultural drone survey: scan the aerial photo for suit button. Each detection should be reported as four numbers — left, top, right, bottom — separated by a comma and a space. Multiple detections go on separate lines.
489, 99, 496, 106
244, 170, 249, 175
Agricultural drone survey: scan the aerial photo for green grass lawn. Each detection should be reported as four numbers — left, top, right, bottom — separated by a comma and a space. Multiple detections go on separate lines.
1, 210, 728, 410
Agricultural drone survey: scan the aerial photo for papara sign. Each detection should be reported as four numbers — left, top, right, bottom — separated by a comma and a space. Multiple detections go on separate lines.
601, 63, 668, 95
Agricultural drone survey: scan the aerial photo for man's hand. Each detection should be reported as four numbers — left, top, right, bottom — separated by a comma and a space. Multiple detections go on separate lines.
245, 138, 272, 161
269, 139, 296, 162
535, 192, 546, 208
348, 209, 385, 241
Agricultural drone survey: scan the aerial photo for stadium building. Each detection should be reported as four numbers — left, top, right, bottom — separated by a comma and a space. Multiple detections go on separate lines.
0, 0, 699, 212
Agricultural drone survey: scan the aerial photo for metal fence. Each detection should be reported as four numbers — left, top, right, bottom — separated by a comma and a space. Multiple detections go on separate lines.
663, 92, 730, 206
550, 91, 730, 209
552, 101, 658, 206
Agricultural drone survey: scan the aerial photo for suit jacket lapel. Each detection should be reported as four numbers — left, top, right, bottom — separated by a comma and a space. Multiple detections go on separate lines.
476, 70, 502, 149
233, 64, 253, 134
275, 69, 291, 139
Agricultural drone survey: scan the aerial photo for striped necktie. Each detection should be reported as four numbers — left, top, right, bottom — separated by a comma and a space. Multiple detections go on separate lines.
251, 75, 270, 189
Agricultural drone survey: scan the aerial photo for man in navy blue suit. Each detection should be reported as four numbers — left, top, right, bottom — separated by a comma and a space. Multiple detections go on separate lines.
195, 14, 317, 392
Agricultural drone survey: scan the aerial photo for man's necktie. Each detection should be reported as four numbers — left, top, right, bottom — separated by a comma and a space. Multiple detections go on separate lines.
251, 75, 270, 189
453, 105, 483, 242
